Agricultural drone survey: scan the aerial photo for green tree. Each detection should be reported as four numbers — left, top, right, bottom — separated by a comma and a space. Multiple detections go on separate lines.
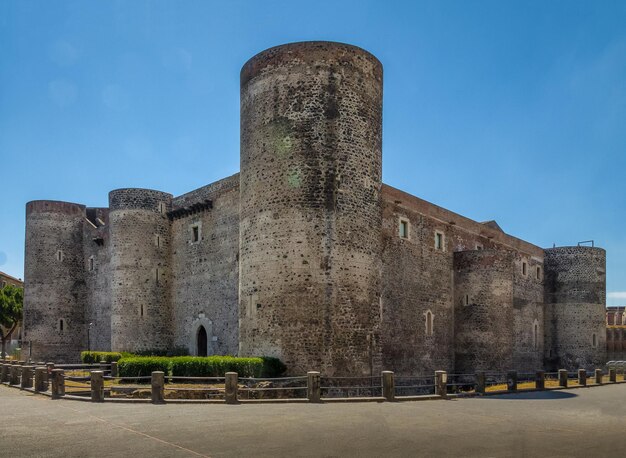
0, 284, 23, 358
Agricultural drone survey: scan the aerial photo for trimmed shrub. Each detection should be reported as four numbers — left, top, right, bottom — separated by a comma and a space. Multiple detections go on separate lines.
81, 351, 123, 364
117, 357, 170, 379
169, 356, 264, 378
132, 347, 189, 357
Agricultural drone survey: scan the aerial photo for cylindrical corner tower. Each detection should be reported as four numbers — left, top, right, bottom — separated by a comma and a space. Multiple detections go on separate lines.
109, 188, 173, 352
23, 200, 87, 362
239, 41, 384, 375
544, 246, 607, 370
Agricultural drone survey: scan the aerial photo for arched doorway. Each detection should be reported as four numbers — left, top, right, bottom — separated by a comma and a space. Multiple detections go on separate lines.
197, 325, 208, 357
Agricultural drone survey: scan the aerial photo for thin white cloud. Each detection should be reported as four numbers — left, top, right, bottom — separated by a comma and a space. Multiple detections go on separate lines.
607, 292, 626, 299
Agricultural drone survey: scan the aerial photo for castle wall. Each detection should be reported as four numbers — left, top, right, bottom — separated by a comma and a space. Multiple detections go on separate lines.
380, 199, 455, 376
23, 201, 87, 362
170, 175, 239, 356
109, 189, 173, 352
544, 246, 607, 370
82, 208, 111, 351
239, 42, 384, 375
454, 250, 515, 373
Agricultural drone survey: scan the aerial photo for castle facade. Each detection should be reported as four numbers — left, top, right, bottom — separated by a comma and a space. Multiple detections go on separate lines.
23, 42, 607, 375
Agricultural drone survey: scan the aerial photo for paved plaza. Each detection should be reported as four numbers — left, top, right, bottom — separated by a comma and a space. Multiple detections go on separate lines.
1, 384, 624, 457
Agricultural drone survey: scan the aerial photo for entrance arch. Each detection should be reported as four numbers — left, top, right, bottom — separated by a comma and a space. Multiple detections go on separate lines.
189, 313, 213, 356
197, 325, 208, 357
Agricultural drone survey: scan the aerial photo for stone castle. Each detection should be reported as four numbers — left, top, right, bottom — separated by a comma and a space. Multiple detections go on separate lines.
23, 42, 607, 375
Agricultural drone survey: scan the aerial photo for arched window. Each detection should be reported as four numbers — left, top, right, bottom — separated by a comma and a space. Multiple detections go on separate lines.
425, 310, 434, 337
197, 325, 208, 357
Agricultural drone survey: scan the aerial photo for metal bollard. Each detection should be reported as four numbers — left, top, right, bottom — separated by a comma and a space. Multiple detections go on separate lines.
91, 371, 104, 402
151, 371, 165, 404
506, 371, 518, 392
595, 369, 603, 385
475, 371, 486, 394
535, 370, 545, 390
21, 366, 34, 389
225, 372, 239, 404
435, 370, 447, 397
34, 367, 47, 392
609, 367, 617, 383
382, 371, 395, 402
51, 369, 65, 399
558, 369, 568, 388
578, 369, 587, 387
306, 371, 321, 403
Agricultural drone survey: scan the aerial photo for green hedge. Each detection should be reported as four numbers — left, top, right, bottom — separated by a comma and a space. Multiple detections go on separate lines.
117, 357, 170, 378
117, 355, 287, 379
81, 351, 123, 364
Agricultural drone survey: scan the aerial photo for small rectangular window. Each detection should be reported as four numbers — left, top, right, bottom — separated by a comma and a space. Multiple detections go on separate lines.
536, 266, 541, 280
192, 226, 199, 242
435, 232, 444, 250
464, 294, 469, 306
89, 257, 94, 271
522, 262, 527, 276
399, 220, 408, 239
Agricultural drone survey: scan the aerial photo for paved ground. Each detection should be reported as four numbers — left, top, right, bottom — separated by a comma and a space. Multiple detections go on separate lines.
1, 384, 625, 457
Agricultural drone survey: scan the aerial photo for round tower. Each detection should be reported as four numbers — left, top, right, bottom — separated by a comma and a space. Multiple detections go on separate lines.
23, 200, 87, 362
239, 41, 384, 375
544, 246, 606, 370
109, 188, 173, 352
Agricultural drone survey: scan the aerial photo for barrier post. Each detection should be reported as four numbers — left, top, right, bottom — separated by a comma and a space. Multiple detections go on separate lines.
151, 371, 165, 404
609, 366, 616, 383
558, 369, 568, 388
90, 371, 104, 402
506, 371, 518, 392
20, 366, 33, 389
382, 371, 395, 402
435, 371, 447, 397
51, 369, 65, 399
475, 371, 486, 394
595, 369, 603, 385
225, 372, 239, 404
34, 367, 46, 392
577, 369, 587, 387
535, 370, 545, 390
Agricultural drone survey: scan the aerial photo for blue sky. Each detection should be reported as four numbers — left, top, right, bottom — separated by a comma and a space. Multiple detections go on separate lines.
1, 0, 624, 304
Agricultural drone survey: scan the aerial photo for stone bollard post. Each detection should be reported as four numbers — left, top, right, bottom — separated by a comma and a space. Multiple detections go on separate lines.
435, 370, 447, 397
225, 372, 239, 404
21, 366, 34, 389
595, 369, 603, 385
51, 369, 65, 399
536, 371, 545, 390
558, 369, 568, 388
382, 371, 395, 402
0, 363, 9, 383
578, 369, 587, 387
307, 371, 321, 403
110, 361, 118, 378
91, 371, 104, 402
475, 372, 486, 394
506, 371, 518, 392
10, 363, 20, 385
151, 371, 165, 404
34, 367, 47, 392
609, 367, 617, 383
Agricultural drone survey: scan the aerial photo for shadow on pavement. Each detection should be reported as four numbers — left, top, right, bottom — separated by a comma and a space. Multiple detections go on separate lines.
482, 390, 577, 400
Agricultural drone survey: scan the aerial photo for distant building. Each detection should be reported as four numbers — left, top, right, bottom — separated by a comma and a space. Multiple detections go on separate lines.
606, 306, 626, 361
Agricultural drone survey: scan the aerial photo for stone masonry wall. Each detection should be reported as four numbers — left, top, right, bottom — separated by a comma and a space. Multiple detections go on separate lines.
454, 250, 515, 373
23, 201, 87, 362
239, 42, 384, 376
109, 189, 173, 352
544, 246, 607, 370
170, 175, 239, 356
82, 208, 111, 352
